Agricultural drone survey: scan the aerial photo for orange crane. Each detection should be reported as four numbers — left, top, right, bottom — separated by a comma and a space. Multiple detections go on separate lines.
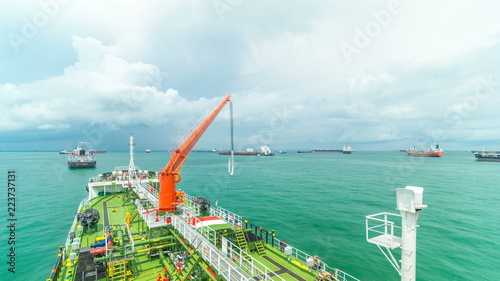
158, 94, 232, 212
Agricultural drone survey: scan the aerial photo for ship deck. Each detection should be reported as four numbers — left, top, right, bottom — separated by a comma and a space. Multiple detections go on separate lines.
52, 192, 329, 281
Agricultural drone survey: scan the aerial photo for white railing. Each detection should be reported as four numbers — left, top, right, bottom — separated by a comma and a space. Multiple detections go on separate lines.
63, 197, 89, 260
133, 179, 159, 205
271, 235, 360, 281
172, 215, 253, 281
366, 212, 402, 249
172, 214, 287, 281
224, 237, 286, 281
134, 199, 170, 228
210, 205, 243, 226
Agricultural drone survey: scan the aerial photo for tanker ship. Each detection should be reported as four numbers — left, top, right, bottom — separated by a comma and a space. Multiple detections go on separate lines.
48, 95, 426, 281
407, 144, 444, 157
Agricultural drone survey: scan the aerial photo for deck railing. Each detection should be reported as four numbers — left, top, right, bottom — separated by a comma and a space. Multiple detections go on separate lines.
270, 237, 360, 281
171, 215, 254, 281
63, 197, 89, 260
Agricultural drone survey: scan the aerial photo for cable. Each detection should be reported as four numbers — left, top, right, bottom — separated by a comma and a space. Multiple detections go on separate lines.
228, 100, 234, 175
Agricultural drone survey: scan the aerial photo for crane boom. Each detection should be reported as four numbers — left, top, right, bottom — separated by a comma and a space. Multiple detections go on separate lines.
158, 94, 232, 212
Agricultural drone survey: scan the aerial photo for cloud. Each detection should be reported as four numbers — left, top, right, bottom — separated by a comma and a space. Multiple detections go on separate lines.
1, 0, 500, 151
0, 36, 227, 144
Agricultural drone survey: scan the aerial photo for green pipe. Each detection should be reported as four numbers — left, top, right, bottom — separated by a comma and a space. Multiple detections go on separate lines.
133, 235, 174, 246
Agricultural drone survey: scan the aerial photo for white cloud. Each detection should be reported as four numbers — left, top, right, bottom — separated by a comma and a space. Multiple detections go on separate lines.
0, 36, 225, 140
1, 0, 500, 150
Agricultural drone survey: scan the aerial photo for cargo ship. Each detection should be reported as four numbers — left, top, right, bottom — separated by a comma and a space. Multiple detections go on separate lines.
407, 144, 444, 157
67, 142, 97, 168
312, 149, 342, 153
48, 95, 426, 281
90, 149, 107, 154
218, 148, 259, 156
472, 152, 500, 162
342, 145, 355, 154
219, 146, 274, 156
312, 145, 354, 154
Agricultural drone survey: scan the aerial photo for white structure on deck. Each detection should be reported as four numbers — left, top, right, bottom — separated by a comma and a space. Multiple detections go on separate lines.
366, 186, 427, 281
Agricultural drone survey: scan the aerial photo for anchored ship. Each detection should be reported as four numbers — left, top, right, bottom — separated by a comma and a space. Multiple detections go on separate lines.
67, 142, 97, 168
48, 95, 426, 281
472, 151, 500, 162
219, 146, 274, 156
342, 145, 354, 154
312, 145, 354, 154
407, 144, 444, 157
312, 149, 342, 153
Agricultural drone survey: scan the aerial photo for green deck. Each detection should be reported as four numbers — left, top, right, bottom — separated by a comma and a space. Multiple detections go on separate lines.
49, 193, 327, 281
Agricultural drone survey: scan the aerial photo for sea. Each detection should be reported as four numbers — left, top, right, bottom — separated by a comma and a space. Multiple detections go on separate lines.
0, 150, 498, 281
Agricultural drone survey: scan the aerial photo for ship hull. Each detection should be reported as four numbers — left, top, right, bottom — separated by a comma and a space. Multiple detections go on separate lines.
407, 152, 444, 157
475, 157, 500, 162
218, 151, 259, 156
313, 150, 343, 153
473, 153, 500, 162
68, 160, 96, 168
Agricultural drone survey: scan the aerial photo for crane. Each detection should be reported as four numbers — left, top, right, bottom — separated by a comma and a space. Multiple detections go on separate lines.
158, 94, 232, 212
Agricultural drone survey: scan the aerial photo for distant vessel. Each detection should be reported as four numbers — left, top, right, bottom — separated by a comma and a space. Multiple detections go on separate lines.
67, 142, 96, 168
89, 149, 106, 154
59, 150, 70, 154
219, 146, 275, 156
297, 149, 312, 153
312, 145, 354, 154
472, 151, 500, 162
219, 148, 259, 156
312, 149, 342, 153
193, 149, 217, 152
146, 149, 151, 153
259, 145, 275, 156
278, 150, 288, 154
342, 145, 355, 154
407, 144, 444, 157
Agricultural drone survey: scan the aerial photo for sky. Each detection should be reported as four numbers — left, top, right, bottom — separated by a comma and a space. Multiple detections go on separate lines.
1, 0, 500, 152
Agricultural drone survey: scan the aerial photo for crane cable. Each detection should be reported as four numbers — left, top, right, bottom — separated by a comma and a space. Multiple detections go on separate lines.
228, 100, 234, 176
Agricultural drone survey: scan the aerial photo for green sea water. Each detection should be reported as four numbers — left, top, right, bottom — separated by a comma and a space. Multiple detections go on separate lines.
0, 151, 498, 280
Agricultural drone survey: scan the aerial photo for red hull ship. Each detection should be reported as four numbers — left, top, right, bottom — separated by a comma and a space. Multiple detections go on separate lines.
407, 144, 444, 157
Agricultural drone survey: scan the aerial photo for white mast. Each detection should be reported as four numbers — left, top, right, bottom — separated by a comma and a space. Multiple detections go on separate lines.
366, 186, 427, 281
128, 134, 136, 178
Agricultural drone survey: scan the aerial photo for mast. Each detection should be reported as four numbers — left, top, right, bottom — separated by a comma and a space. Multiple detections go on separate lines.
128, 134, 136, 178
158, 94, 232, 212
366, 186, 427, 281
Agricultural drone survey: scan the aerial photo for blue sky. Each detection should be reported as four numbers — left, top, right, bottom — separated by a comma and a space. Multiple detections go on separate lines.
1, 0, 499, 151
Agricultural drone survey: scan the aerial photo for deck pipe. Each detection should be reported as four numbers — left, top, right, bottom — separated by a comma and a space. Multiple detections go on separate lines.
93, 242, 177, 263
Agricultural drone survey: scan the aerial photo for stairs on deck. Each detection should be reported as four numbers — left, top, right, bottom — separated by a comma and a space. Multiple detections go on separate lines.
108, 260, 127, 281
176, 253, 202, 281
255, 240, 266, 256
234, 228, 250, 258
